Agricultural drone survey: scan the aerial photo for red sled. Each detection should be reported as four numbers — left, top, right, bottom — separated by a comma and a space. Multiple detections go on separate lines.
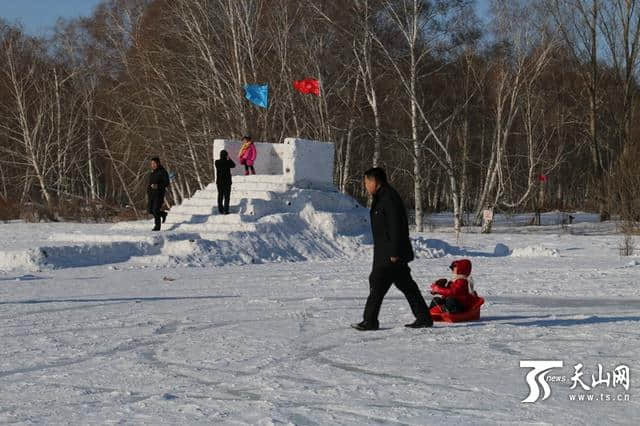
429, 297, 485, 323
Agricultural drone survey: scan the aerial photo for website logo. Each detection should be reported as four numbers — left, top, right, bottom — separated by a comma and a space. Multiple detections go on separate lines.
520, 360, 564, 403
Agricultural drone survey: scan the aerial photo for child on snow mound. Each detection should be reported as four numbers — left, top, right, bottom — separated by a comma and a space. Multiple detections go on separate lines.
429, 259, 480, 313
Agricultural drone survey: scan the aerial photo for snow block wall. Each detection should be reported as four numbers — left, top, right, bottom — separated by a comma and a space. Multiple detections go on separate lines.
212, 138, 334, 188
282, 138, 335, 189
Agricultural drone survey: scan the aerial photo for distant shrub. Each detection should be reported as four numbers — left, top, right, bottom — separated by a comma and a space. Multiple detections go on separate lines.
19, 202, 57, 223
619, 233, 636, 257
609, 142, 640, 228
0, 197, 20, 221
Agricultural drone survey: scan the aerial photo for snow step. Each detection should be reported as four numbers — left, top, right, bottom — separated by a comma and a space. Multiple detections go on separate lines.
110, 220, 180, 232
191, 190, 274, 201
168, 206, 218, 217
48, 233, 160, 244
178, 222, 258, 233
231, 175, 292, 184
233, 182, 291, 192
167, 213, 247, 224
179, 198, 242, 208
165, 210, 255, 224
198, 231, 234, 240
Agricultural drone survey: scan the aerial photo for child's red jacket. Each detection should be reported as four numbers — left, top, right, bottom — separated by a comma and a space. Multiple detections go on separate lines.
431, 276, 479, 311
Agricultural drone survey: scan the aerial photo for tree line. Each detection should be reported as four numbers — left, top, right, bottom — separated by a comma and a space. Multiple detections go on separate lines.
0, 0, 639, 230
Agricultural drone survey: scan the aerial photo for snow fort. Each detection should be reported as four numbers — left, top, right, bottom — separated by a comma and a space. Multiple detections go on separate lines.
3, 138, 373, 270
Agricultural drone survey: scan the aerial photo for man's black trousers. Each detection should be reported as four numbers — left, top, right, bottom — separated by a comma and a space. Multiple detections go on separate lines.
363, 263, 431, 324
148, 192, 165, 229
217, 184, 231, 214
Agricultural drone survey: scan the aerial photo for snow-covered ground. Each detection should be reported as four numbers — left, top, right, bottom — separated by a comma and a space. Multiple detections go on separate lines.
1, 219, 638, 424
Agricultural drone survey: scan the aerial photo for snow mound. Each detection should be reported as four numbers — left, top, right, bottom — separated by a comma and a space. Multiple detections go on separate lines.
493, 243, 511, 256
511, 245, 559, 258
411, 237, 453, 259
0, 179, 374, 271
0, 248, 47, 272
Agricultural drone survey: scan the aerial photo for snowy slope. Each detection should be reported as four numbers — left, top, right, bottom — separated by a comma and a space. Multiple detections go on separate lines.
1, 221, 639, 424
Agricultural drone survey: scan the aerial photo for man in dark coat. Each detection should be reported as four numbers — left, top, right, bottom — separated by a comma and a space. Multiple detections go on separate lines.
215, 150, 235, 214
352, 167, 432, 330
147, 157, 170, 231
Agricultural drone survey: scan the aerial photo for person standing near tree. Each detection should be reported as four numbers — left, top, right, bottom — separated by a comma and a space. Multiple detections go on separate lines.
352, 167, 433, 331
215, 150, 235, 215
147, 157, 170, 231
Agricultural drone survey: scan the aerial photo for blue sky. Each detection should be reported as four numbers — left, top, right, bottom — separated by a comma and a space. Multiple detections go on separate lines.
476, 0, 491, 20
0, 0, 104, 35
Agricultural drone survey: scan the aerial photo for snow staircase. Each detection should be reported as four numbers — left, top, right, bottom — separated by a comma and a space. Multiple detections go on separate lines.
109, 174, 369, 240
110, 175, 291, 234
166, 175, 289, 225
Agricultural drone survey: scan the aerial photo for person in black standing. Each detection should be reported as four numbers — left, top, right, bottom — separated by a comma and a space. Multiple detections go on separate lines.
215, 150, 235, 214
148, 157, 170, 231
352, 168, 433, 330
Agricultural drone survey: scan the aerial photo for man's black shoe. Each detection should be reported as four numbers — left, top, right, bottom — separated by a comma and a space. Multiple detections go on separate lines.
405, 319, 433, 328
152, 227, 161, 232
350, 321, 379, 331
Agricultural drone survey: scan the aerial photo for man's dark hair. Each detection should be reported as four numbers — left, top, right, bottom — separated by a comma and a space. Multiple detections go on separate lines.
364, 167, 387, 184
220, 150, 228, 159
151, 156, 161, 165
242, 135, 252, 141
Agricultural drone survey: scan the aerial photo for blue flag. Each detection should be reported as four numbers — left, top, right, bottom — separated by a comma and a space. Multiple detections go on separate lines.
244, 84, 269, 108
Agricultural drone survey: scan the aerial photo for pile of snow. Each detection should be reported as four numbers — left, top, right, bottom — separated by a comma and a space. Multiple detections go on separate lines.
493, 243, 511, 256
411, 237, 452, 259
510, 245, 559, 258
0, 248, 47, 272
0, 182, 376, 271
0, 241, 156, 272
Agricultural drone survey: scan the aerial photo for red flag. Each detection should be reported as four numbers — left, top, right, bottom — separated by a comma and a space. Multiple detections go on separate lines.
538, 174, 547, 182
293, 78, 320, 96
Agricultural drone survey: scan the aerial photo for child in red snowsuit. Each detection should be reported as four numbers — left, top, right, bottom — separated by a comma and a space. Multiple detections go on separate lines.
429, 259, 479, 313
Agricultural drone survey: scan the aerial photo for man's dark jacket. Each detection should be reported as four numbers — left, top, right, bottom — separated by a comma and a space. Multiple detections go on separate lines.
147, 166, 170, 213
215, 158, 236, 186
370, 184, 415, 267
